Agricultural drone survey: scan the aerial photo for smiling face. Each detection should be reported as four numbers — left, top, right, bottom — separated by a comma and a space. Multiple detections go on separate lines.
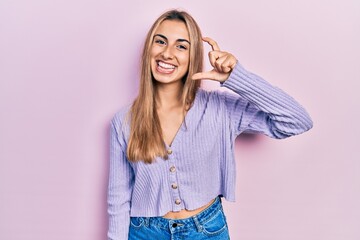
150, 20, 190, 85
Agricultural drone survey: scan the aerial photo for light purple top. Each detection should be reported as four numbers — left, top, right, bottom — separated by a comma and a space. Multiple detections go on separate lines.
107, 63, 313, 239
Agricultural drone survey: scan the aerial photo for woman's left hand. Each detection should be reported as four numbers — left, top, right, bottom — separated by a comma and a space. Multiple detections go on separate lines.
192, 37, 237, 82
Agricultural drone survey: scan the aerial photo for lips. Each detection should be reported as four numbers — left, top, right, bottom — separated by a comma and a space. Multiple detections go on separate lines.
156, 60, 176, 74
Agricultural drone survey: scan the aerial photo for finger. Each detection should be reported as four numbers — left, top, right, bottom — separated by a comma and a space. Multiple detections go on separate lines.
218, 55, 235, 73
203, 37, 220, 51
192, 69, 229, 82
215, 55, 228, 73
208, 50, 220, 68
191, 72, 206, 81
209, 50, 227, 69
221, 55, 237, 73
192, 70, 218, 81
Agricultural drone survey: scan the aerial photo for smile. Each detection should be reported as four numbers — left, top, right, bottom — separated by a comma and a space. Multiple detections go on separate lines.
156, 60, 176, 74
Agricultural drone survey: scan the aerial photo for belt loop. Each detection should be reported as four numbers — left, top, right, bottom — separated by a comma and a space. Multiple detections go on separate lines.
144, 217, 150, 227
192, 215, 203, 232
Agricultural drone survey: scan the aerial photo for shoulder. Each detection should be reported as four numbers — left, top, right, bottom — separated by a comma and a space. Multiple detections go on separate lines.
196, 87, 222, 100
111, 103, 132, 130
196, 87, 235, 105
196, 87, 250, 117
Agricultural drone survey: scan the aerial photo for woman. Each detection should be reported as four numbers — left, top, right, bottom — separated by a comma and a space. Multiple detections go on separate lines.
108, 9, 313, 240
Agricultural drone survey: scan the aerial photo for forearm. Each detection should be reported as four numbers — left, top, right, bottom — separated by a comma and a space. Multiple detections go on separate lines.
222, 62, 313, 138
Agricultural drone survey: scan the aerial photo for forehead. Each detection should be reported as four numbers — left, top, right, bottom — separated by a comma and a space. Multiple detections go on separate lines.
154, 20, 189, 41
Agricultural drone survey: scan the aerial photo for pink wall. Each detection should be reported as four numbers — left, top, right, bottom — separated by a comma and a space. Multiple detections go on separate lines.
1, 0, 359, 239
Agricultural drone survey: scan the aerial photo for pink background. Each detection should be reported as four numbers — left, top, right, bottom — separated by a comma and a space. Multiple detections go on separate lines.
1, 0, 359, 239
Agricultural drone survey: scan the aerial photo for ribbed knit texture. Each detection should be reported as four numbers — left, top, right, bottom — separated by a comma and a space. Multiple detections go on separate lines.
107, 63, 313, 240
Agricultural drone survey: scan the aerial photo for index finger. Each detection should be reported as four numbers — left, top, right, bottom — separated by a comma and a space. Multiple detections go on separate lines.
202, 37, 220, 51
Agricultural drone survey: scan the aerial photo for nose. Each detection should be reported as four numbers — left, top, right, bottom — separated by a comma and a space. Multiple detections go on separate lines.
161, 46, 174, 60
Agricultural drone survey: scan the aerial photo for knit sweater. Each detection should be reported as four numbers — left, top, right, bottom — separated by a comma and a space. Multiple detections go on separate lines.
107, 63, 313, 240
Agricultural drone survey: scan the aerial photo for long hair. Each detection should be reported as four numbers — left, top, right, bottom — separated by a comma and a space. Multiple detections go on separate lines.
127, 10, 204, 163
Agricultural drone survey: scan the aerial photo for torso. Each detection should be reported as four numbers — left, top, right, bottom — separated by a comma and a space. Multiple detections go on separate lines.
157, 105, 185, 146
158, 101, 214, 219
163, 198, 216, 219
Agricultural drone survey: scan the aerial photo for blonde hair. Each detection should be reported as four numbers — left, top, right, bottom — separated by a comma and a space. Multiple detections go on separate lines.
127, 10, 204, 163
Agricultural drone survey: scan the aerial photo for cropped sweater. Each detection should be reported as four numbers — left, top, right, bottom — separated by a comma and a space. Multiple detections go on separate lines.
107, 63, 313, 239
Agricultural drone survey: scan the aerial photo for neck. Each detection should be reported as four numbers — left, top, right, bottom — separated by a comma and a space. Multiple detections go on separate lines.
155, 82, 184, 110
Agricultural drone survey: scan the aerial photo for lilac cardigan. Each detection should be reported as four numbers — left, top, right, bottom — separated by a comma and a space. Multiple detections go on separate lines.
107, 63, 313, 239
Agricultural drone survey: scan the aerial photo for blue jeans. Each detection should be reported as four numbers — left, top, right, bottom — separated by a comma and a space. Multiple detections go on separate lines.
128, 197, 230, 239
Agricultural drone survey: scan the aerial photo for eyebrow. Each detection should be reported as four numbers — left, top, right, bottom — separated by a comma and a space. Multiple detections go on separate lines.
154, 34, 191, 45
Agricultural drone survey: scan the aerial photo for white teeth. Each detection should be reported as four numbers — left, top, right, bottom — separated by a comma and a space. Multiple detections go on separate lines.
158, 61, 175, 69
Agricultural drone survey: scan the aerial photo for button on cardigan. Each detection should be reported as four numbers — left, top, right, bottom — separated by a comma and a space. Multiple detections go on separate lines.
107, 63, 313, 240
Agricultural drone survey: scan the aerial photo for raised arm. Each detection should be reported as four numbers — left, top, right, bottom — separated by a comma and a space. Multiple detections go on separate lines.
221, 63, 313, 138
192, 37, 313, 139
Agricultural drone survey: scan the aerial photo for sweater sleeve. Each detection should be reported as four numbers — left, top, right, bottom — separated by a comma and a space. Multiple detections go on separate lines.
107, 117, 134, 240
221, 62, 313, 139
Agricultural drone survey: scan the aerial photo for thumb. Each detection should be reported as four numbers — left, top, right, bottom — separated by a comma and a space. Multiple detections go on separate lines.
191, 70, 218, 81
191, 72, 207, 80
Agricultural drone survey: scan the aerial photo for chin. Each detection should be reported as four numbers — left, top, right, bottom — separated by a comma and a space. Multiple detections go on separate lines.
152, 70, 180, 85
153, 76, 180, 84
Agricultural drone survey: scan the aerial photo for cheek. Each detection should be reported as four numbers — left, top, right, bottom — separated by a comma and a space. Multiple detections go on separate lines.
150, 45, 161, 57
179, 53, 190, 67
150, 49, 157, 59
150, 48, 159, 66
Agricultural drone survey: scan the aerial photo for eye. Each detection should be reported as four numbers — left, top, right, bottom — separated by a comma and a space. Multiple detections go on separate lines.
177, 44, 188, 50
155, 39, 166, 45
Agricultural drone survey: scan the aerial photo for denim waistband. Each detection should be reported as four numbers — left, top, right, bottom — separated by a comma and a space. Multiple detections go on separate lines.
137, 196, 223, 231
